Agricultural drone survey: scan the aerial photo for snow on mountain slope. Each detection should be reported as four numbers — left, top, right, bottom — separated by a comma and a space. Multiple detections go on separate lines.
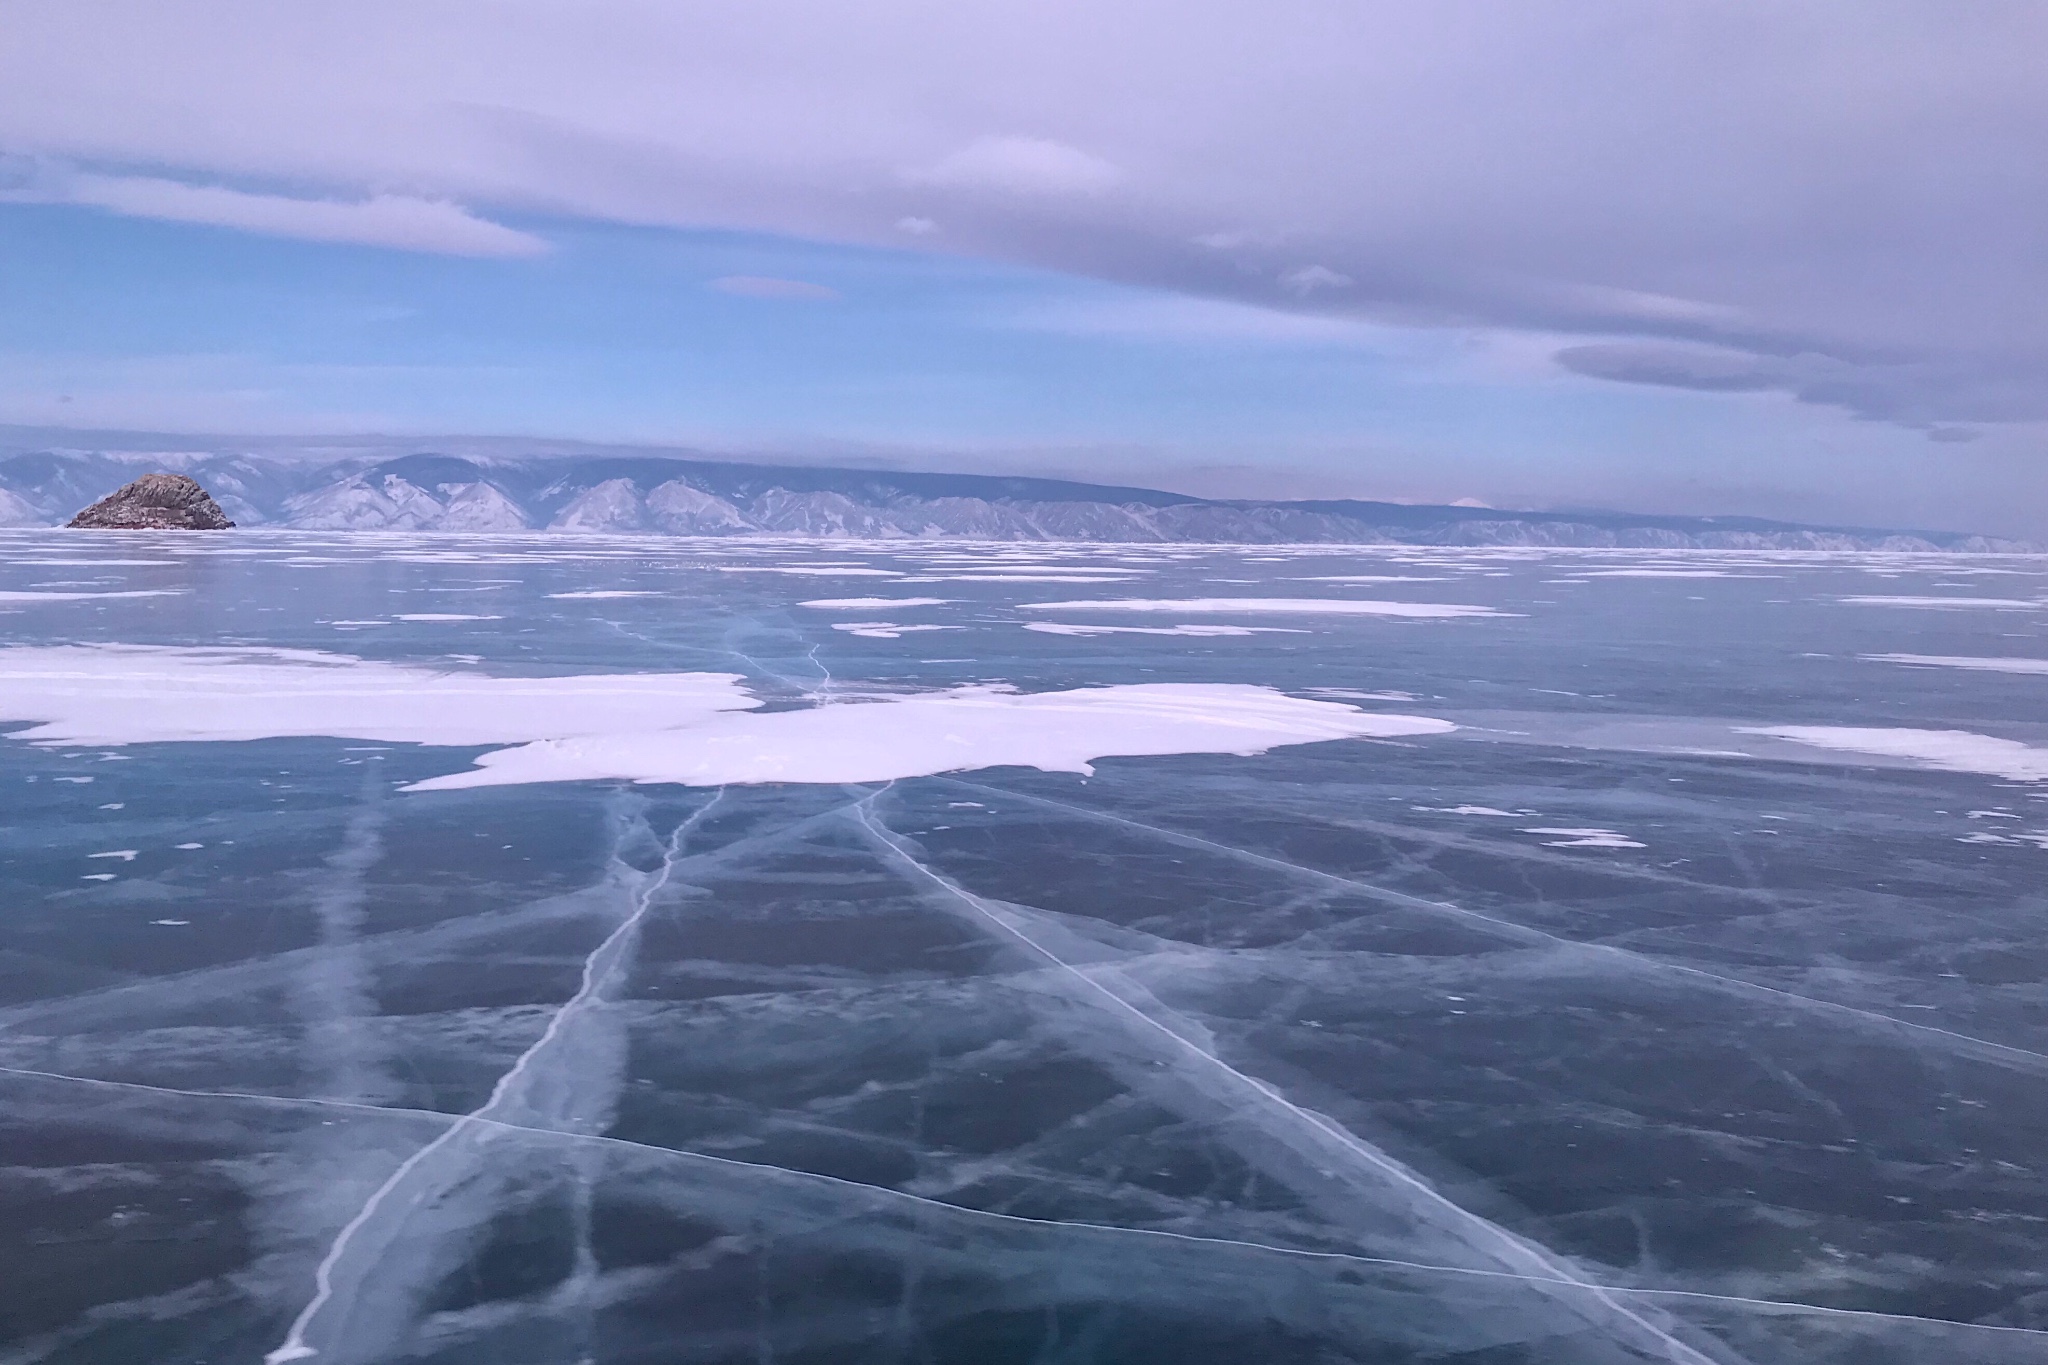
0, 447, 2032, 549
646, 479, 752, 532
548, 478, 646, 532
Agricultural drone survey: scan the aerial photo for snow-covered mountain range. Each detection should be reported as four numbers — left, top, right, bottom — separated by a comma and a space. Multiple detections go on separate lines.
0, 448, 2029, 549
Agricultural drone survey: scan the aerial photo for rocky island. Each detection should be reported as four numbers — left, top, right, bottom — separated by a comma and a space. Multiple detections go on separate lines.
67, 473, 235, 529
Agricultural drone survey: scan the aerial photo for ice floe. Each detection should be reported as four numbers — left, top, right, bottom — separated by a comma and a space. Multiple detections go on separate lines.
1742, 727, 2048, 781
546, 590, 659, 599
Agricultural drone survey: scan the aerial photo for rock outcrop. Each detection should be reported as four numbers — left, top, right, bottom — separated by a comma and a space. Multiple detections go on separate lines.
67, 473, 235, 530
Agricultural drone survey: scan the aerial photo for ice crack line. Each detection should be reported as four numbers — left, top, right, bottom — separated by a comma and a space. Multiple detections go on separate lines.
264, 791, 723, 1365
850, 799, 1726, 1365
803, 640, 832, 701
0, 797, 858, 1038
297, 762, 388, 1104
951, 782, 2048, 1076
1, 1062, 2038, 1344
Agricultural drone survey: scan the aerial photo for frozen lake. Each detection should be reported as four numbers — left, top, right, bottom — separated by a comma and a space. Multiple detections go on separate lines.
2, 530, 2046, 1364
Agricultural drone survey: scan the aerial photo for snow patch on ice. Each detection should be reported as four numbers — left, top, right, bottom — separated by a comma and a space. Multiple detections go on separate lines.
1416, 806, 1520, 817
829, 622, 962, 639
0, 589, 184, 602
715, 565, 900, 577
1021, 597, 1509, 618
1522, 827, 1645, 849
917, 573, 1139, 583
1741, 726, 2048, 781
406, 684, 1455, 792
801, 597, 950, 609
1839, 596, 2042, 609
1023, 622, 1305, 637
1959, 831, 2048, 850
1574, 569, 1770, 578
0, 645, 760, 746
0, 645, 1455, 794
1866, 653, 2048, 676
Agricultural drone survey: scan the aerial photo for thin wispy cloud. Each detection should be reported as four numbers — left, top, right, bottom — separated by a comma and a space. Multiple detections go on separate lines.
709, 275, 841, 301
4, 164, 546, 257
1007, 294, 1387, 347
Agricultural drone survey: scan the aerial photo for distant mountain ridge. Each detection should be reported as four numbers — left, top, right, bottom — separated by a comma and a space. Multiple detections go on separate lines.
0, 447, 2031, 550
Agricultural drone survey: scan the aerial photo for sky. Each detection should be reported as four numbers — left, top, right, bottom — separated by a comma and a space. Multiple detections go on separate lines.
2, 1, 2045, 535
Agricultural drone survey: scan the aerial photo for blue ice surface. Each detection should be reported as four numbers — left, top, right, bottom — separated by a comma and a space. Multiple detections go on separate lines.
2, 529, 2047, 1364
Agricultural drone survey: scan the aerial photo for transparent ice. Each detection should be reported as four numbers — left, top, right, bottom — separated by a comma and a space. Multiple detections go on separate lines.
3, 532, 2046, 1364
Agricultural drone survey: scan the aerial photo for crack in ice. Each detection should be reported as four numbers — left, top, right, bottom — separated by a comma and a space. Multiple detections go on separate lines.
849, 796, 1727, 1365
0, 1061, 2035, 1346
0, 799, 859, 1039
952, 782, 2048, 1076
264, 791, 725, 1364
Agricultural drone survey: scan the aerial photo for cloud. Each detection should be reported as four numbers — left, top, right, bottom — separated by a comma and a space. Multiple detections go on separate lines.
1556, 340, 2048, 431
1280, 265, 1353, 296
708, 275, 841, 301
1555, 341, 1789, 395
1010, 294, 1386, 346
905, 136, 1124, 196
6, 166, 547, 257
3, 4, 2047, 425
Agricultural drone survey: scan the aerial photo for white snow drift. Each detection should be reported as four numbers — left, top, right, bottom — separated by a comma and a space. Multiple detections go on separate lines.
1021, 597, 1508, 618
1865, 653, 2048, 676
1742, 726, 2048, 782
0, 645, 759, 746
0, 645, 1453, 791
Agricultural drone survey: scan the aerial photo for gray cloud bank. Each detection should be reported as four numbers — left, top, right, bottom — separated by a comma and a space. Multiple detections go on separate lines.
4, 1, 2045, 433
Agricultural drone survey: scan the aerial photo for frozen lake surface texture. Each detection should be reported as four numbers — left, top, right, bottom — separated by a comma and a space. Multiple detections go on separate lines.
2, 531, 2046, 1365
